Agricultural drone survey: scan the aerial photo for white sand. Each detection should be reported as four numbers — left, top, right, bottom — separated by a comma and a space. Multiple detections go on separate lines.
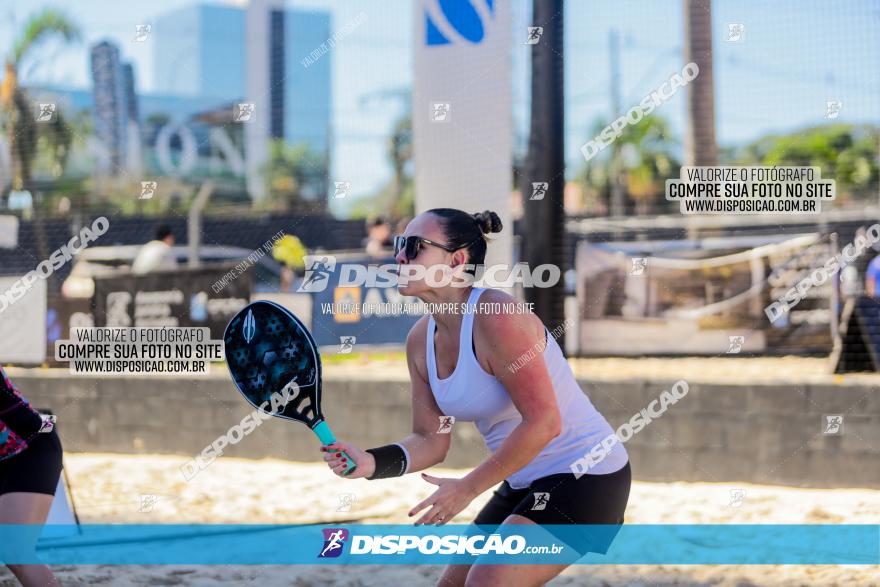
1, 453, 876, 586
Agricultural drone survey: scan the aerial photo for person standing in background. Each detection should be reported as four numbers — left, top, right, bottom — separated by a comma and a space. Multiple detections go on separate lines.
132, 224, 177, 274
0, 366, 63, 587
863, 225, 880, 297
865, 256, 880, 298
364, 216, 393, 259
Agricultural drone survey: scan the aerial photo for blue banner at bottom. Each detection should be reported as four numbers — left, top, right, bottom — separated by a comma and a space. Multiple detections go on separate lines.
0, 524, 876, 565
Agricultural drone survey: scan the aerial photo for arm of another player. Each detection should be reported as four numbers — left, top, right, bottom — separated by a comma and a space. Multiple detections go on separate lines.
866, 259, 878, 297
0, 366, 44, 439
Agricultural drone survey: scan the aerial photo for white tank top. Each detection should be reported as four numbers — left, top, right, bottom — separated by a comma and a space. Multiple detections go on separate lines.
426, 287, 629, 489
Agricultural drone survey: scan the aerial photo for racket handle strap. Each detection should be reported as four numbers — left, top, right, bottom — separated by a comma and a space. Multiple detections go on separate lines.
312, 420, 337, 445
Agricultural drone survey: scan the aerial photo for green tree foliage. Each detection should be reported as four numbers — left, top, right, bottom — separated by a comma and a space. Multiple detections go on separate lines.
261, 139, 327, 211
730, 124, 879, 202
1, 8, 81, 257
350, 112, 414, 219
1, 9, 81, 197
579, 114, 680, 215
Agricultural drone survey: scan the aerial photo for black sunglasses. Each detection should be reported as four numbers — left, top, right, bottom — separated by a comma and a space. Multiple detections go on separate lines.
393, 235, 480, 261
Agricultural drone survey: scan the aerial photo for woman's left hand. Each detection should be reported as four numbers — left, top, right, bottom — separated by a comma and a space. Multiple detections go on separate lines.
409, 473, 477, 525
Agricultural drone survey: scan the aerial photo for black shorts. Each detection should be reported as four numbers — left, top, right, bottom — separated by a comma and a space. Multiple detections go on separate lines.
473, 461, 631, 556
0, 428, 63, 496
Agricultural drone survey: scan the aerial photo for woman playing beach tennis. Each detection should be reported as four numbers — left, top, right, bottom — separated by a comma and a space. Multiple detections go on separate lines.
0, 365, 63, 587
322, 208, 631, 586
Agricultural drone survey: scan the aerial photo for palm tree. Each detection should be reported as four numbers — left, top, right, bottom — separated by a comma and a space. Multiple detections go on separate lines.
683, 0, 717, 166
581, 115, 680, 215
618, 115, 680, 214
1, 8, 81, 257
387, 113, 412, 214
261, 140, 327, 212
347, 113, 414, 220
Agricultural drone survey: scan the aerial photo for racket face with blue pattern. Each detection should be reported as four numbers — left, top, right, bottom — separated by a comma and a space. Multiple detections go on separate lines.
223, 301, 355, 475
224, 300, 323, 425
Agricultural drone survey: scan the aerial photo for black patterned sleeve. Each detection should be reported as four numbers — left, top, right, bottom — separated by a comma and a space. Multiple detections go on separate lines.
0, 366, 43, 439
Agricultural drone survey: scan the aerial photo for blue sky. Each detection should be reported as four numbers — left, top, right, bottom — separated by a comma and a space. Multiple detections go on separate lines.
1, 0, 877, 215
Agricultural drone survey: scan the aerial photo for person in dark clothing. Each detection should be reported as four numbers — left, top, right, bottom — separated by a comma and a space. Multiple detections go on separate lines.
0, 365, 62, 586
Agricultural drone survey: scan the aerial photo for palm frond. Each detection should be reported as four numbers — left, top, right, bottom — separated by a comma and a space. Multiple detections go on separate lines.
11, 9, 81, 67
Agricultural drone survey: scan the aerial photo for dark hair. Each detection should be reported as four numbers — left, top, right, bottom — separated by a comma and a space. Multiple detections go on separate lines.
366, 215, 389, 229
155, 224, 173, 241
427, 208, 502, 270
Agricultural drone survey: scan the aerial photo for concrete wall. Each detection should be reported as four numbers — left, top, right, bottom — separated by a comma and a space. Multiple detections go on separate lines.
13, 371, 879, 488
580, 380, 879, 488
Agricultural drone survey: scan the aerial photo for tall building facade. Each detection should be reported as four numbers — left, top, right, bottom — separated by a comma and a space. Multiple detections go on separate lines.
90, 41, 139, 174
153, 3, 246, 102
154, 2, 332, 202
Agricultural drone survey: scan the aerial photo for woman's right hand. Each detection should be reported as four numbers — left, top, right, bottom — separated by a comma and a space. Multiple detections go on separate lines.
321, 441, 374, 479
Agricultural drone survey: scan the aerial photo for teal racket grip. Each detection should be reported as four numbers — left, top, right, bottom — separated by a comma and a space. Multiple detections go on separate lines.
313, 420, 357, 476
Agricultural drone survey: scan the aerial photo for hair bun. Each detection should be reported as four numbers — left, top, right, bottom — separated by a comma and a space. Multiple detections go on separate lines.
473, 210, 503, 235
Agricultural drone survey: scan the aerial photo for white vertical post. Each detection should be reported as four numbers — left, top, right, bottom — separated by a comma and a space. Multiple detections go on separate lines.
412, 1, 513, 274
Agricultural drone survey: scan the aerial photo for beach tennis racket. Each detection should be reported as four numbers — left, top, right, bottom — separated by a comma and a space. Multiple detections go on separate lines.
223, 300, 356, 475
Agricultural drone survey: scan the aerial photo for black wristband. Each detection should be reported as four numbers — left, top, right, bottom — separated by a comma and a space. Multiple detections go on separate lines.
365, 444, 408, 480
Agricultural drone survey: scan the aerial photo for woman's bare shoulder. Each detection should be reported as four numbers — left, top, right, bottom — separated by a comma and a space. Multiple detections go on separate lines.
470, 290, 544, 373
